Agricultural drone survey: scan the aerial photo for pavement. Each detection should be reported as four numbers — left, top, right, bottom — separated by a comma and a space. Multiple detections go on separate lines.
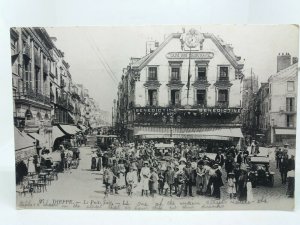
16, 145, 294, 210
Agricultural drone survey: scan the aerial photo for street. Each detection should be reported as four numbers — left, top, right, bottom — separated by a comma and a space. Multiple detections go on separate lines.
17, 144, 294, 210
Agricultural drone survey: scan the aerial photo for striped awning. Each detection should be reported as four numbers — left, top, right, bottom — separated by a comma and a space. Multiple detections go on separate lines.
134, 127, 243, 140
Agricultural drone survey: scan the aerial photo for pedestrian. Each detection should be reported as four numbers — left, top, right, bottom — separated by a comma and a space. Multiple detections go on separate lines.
183, 162, 194, 197
237, 151, 243, 165
149, 167, 158, 197
275, 146, 282, 169
287, 169, 295, 198
176, 170, 186, 197
164, 165, 175, 196
140, 161, 150, 196
250, 140, 256, 155
215, 150, 224, 167
158, 169, 165, 195
246, 166, 254, 202
280, 154, 289, 184
237, 165, 247, 202
243, 147, 249, 164
227, 172, 236, 199
126, 166, 135, 196
212, 163, 223, 199
196, 160, 205, 195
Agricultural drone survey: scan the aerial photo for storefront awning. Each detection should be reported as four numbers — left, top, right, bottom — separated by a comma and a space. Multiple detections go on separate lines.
53, 125, 66, 141
59, 124, 81, 135
134, 127, 243, 140
275, 128, 296, 135
14, 127, 36, 163
27, 132, 42, 141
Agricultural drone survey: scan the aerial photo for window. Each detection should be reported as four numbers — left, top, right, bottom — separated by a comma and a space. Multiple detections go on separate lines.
269, 99, 271, 111
11, 39, 18, 53
35, 66, 40, 93
23, 61, 32, 90
171, 90, 180, 105
287, 115, 294, 127
197, 67, 206, 80
219, 66, 229, 80
287, 81, 295, 92
148, 90, 157, 106
218, 89, 228, 102
148, 67, 157, 80
197, 90, 206, 105
286, 97, 295, 112
171, 67, 180, 81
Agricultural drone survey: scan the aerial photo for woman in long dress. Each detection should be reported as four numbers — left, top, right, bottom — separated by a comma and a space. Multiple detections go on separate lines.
140, 161, 150, 196
27, 156, 36, 174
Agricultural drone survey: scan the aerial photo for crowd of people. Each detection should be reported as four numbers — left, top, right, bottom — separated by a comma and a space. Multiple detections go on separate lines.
92, 140, 285, 202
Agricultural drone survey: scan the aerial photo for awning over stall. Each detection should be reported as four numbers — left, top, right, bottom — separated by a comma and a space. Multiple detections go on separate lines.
52, 125, 66, 141
14, 127, 36, 163
58, 124, 81, 135
134, 127, 243, 140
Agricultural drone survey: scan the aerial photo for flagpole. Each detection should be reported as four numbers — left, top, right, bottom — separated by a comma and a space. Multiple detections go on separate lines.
187, 47, 192, 105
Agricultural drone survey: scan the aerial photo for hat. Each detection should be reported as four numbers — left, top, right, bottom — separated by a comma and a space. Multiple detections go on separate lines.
143, 161, 149, 165
179, 157, 187, 163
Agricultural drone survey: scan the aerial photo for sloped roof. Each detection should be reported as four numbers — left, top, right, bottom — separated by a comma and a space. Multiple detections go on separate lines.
131, 32, 244, 71
268, 63, 298, 82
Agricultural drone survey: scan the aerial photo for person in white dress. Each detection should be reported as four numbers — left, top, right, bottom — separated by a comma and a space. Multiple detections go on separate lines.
27, 156, 35, 174
140, 161, 150, 196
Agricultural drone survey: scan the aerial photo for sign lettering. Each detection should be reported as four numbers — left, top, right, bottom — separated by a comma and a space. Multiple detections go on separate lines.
166, 52, 214, 59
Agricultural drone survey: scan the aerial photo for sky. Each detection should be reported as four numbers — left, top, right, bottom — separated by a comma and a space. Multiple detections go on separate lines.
46, 25, 299, 112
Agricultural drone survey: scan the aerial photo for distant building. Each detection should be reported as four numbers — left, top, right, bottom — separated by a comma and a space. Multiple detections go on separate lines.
241, 74, 259, 136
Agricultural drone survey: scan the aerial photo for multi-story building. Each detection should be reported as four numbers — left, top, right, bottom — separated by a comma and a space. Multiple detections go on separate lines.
268, 54, 298, 146
255, 82, 270, 142
116, 28, 245, 151
12, 27, 54, 152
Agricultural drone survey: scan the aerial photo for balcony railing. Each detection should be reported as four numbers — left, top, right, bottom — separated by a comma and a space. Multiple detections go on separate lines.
57, 96, 74, 112
218, 76, 229, 81
14, 88, 50, 105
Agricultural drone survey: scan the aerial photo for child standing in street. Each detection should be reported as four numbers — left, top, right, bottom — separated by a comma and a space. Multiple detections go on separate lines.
227, 172, 236, 199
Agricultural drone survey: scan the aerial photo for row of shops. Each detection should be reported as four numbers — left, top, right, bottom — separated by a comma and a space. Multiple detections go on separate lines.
14, 124, 88, 183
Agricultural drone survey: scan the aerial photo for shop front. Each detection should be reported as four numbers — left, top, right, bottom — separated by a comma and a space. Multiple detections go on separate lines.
14, 127, 36, 184
128, 106, 244, 151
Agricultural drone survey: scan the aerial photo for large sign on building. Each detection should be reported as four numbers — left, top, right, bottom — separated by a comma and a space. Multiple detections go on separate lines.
166, 52, 214, 59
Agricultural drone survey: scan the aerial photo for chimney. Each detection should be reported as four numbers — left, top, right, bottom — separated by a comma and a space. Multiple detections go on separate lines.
277, 52, 291, 72
292, 57, 298, 64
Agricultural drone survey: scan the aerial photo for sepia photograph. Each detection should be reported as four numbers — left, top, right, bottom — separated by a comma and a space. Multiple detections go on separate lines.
10, 25, 298, 210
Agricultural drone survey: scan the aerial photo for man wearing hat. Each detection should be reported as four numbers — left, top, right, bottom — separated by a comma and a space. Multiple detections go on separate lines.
140, 161, 150, 196
164, 165, 175, 196
183, 161, 194, 197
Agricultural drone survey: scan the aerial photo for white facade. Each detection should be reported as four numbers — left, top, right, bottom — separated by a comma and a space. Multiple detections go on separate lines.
134, 33, 243, 108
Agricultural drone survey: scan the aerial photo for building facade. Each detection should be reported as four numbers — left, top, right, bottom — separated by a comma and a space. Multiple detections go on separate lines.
268, 54, 298, 146
116, 28, 245, 150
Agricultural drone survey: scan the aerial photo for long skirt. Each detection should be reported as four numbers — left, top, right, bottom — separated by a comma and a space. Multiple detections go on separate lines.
246, 182, 253, 202
141, 178, 149, 191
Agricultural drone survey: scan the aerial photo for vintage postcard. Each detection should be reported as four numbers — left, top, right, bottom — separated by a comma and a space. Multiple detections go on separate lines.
11, 25, 297, 210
